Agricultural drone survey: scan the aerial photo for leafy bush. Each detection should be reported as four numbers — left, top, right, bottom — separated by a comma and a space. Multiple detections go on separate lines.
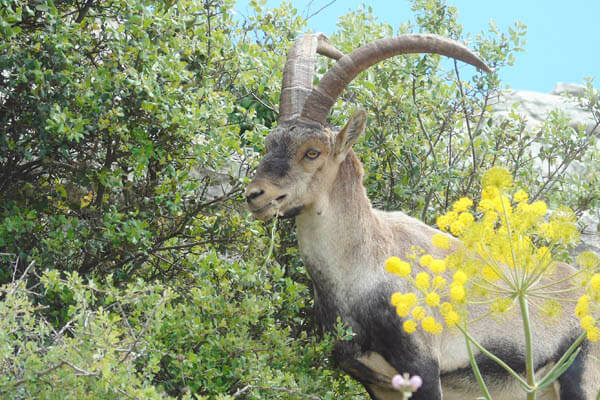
1, 254, 361, 399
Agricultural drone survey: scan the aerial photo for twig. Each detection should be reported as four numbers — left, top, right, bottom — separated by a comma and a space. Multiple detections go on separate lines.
412, 75, 437, 164
10, 359, 100, 390
9, 260, 36, 296
454, 60, 477, 182
62, 360, 101, 376
119, 290, 168, 364
75, 0, 95, 23
11, 254, 19, 282
233, 385, 251, 397
154, 241, 213, 252
305, 0, 337, 21
261, 214, 278, 269
233, 384, 321, 399
116, 302, 138, 346
117, 387, 140, 400
11, 362, 68, 388
250, 92, 277, 113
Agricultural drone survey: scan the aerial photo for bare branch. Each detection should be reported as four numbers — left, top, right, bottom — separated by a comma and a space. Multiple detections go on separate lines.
10, 359, 100, 390
9, 260, 35, 296
119, 290, 168, 364
75, 0, 95, 23
233, 384, 321, 399
305, 0, 337, 21
454, 60, 477, 179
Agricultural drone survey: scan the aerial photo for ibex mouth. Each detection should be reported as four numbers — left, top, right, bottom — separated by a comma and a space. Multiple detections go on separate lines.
280, 205, 304, 219
249, 202, 304, 221
248, 203, 277, 221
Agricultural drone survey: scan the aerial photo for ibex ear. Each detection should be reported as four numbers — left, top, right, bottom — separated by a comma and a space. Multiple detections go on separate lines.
334, 109, 367, 159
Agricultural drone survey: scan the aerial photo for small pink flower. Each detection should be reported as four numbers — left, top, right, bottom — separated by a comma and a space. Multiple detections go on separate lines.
409, 375, 423, 389
391, 373, 423, 391
391, 374, 406, 389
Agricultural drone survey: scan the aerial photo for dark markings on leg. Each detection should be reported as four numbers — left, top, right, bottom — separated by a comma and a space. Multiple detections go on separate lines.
337, 284, 442, 400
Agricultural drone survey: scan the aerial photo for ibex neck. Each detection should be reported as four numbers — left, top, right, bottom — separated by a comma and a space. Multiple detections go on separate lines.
295, 151, 391, 292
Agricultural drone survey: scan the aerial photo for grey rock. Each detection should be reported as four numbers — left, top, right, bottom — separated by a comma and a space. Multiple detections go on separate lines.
490, 87, 598, 134
550, 82, 587, 97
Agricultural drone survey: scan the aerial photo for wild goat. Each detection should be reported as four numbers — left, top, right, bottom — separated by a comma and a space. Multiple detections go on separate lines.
245, 34, 600, 400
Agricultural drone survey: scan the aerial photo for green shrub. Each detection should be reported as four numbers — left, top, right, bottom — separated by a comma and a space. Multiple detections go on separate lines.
1, 254, 362, 399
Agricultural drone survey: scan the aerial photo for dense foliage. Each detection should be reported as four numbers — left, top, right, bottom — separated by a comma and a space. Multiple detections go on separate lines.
1, 0, 598, 398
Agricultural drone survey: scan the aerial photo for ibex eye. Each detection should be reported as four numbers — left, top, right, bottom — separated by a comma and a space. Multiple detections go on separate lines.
305, 150, 320, 160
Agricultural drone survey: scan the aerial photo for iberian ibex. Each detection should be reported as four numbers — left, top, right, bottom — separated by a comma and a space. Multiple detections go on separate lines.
245, 34, 600, 400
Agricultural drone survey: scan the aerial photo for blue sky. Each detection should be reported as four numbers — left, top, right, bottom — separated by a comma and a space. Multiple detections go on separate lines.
235, 0, 599, 93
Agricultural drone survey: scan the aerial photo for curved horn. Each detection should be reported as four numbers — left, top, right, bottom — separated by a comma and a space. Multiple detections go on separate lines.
300, 34, 492, 124
279, 33, 343, 122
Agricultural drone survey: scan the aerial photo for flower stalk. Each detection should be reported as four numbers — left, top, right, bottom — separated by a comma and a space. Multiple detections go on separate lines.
518, 293, 536, 399
463, 324, 492, 400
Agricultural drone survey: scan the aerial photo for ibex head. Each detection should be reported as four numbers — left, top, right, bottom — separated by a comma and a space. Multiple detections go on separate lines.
246, 34, 491, 220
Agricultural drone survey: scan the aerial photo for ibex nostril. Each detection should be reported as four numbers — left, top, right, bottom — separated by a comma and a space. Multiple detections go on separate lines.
275, 194, 287, 202
246, 189, 264, 202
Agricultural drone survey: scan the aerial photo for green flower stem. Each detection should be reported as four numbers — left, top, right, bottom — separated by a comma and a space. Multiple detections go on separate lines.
524, 245, 559, 288
529, 269, 584, 292
470, 279, 512, 296
464, 326, 492, 400
477, 243, 518, 291
499, 193, 522, 288
531, 288, 581, 296
467, 310, 506, 326
261, 214, 278, 269
537, 330, 586, 388
527, 293, 578, 302
456, 324, 531, 389
518, 293, 536, 400
500, 189, 535, 399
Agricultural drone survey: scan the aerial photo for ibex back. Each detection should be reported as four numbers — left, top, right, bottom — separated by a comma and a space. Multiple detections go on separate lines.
246, 34, 600, 400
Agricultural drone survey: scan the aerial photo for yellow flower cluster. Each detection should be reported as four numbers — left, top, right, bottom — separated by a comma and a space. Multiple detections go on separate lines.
436, 210, 476, 236
481, 166, 513, 191
385, 256, 411, 277
574, 252, 600, 341
387, 250, 467, 335
431, 233, 451, 250
513, 189, 529, 203
536, 206, 579, 244
575, 296, 599, 341
392, 285, 459, 335
434, 169, 579, 278
453, 197, 473, 212
385, 167, 600, 338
